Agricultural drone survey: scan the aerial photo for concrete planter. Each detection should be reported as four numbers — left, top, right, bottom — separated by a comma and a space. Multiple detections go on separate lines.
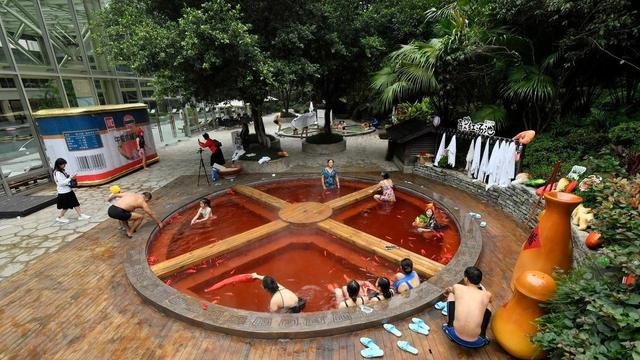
302, 139, 346, 154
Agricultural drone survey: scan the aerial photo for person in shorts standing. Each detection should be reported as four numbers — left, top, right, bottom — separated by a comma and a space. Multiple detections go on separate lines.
136, 128, 147, 169
53, 158, 91, 223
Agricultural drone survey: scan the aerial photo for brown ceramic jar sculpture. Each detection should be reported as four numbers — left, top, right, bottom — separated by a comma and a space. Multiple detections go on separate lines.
511, 192, 582, 287
492, 271, 557, 359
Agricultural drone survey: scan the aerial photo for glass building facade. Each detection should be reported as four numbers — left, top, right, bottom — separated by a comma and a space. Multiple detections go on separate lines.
0, 0, 154, 196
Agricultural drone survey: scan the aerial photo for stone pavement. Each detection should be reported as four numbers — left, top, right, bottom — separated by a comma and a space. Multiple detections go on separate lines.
0, 114, 397, 281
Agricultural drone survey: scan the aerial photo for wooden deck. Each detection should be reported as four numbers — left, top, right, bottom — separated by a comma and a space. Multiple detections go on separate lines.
0, 174, 525, 359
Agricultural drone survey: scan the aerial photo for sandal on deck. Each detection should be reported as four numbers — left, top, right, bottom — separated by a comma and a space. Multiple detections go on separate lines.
360, 347, 384, 358
397, 341, 418, 355
411, 318, 430, 332
409, 323, 429, 336
434, 301, 447, 310
359, 337, 380, 349
383, 323, 402, 337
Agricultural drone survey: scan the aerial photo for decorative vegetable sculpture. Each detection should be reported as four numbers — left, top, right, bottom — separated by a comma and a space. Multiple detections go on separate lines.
571, 204, 595, 231
492, 271, 557, 359
511, 192, 582, 288
512, 130, 536, 144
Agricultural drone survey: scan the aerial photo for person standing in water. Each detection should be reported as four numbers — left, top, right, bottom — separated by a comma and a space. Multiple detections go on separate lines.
321, 159, 340, 190
53, 158, 91, 223
252, 273, 306, 313
374, 172, 396, 202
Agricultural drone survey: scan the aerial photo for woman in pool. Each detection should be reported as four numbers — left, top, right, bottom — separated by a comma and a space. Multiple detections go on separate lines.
190, 198, 215, 225
335, 280, 368, 309
412, 203, 440, 232
394, 258, 420, 293
252, 273, 306, 313
374, 172, 396, 202
367, 277, 395, 302
321, 159, 340, 190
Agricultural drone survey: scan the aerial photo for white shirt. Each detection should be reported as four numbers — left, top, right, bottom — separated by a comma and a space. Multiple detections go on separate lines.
54, 170, 72, 194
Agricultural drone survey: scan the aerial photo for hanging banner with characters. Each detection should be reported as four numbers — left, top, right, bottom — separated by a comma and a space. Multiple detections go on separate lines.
33, 104, 158, 186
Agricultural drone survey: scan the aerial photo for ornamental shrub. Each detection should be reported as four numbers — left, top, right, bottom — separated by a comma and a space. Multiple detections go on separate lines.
534, 177, 640, 359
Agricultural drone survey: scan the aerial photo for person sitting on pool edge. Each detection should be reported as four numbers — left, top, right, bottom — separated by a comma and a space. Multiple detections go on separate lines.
442, 266, 492, 348
334, 280, 368, 309
412, 203, 441, 232
394, 258, 420, 293
252, 273, 306, 313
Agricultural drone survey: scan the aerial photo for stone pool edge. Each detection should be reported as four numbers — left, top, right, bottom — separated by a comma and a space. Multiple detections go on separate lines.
123, 174, 482, 339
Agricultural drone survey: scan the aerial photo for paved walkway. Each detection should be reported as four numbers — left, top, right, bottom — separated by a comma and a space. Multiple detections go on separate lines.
0, 114, 396, 281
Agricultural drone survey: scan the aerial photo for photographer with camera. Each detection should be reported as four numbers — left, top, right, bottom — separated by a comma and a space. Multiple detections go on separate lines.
198, 133, 226, 166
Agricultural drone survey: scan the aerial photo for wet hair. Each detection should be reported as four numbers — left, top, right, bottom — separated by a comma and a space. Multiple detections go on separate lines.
202, 133, 210, 140
53, 158, 67, 173
142, 191, 152, 200
346, 280, 360, 302
381, 172, 390, 180
201, 198, 211, 207
400, 258, 413, 274
464, 266, 483, 285
262, 276, 279, 294
376, 277, 393, 299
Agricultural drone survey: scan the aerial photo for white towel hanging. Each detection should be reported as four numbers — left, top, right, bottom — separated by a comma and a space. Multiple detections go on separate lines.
465, 138, 475, 172
447, 135, 457, 168
434, 133, 447, 167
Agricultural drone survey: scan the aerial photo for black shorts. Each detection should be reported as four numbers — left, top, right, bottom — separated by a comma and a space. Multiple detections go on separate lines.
108, 205, 132, 221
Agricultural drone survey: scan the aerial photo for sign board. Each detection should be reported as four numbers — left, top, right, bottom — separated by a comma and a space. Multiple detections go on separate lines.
63, 129, 103, 151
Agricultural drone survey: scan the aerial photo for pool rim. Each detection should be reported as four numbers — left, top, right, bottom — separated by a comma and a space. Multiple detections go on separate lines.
124, 174, 482, 339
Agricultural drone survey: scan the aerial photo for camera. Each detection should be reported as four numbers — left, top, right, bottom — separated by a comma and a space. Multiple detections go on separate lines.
197, 148, 204, 153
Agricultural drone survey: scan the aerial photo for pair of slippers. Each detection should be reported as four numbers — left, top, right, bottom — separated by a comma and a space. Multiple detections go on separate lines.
381, 323, 420, 355
360, 337, 419, 358
435, 301, 448, 316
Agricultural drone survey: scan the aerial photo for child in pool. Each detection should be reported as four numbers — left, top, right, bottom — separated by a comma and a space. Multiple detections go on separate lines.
191, 198, 215, 225
374, 172, 396, 202
412, 203, 440, 232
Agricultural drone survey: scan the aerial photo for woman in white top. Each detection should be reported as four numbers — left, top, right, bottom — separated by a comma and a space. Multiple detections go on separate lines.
53, 158, 90, 223
191, 198, 214, 225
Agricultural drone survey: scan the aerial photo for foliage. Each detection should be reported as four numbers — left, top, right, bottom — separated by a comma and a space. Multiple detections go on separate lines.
397, 98, 435, 123
305, 133, 344, 144
471, 104, 507, 130
437, 155, 452, 169
609, 122, 640, 148
521, 134, 578, 178
534, 176, 640, 359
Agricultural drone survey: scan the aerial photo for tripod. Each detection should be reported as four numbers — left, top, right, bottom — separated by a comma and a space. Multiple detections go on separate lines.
197, 149, 210, 186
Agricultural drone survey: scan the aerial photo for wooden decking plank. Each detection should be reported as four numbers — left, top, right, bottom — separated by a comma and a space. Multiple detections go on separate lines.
325, 184, 379, 210
317, 219, 444, 277
151, 219, 289, 277
234, 184, 291, 209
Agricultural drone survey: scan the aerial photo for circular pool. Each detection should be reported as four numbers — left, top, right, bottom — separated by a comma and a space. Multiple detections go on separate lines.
125, 175, 482, 338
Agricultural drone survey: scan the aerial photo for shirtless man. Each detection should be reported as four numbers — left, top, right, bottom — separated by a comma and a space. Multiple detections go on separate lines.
252, 273, 306, 313
442, 266, 492, 348
107, 191, 164, 238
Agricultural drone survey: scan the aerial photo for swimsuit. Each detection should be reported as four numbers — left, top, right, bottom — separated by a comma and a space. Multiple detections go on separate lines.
393, 271, 417, 290
322, 168, 338, 189
108, 205, 132, 221
442, 325, 489, 348
379, 182, 396, 202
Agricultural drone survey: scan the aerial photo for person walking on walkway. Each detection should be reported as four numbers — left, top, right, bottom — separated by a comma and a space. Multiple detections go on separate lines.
53, 158, 90, 223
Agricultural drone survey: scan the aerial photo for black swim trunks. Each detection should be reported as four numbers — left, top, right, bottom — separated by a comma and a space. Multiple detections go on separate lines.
108, 205, 132, 221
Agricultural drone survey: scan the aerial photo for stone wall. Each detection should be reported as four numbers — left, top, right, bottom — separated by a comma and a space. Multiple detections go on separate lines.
413, 165, 541, 228
413, 164, 591, 263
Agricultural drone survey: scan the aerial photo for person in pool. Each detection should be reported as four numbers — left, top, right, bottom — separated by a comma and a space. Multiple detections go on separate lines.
374, 172, 396, 202
412, 203, 441, 232
334, 280, 368, 309
442, 266, 493, 348
394, 258, 420, 293
321, 159, 340, 190
252, 273, 306, 313
367, 277, 395, 302
190, 198, 216, 225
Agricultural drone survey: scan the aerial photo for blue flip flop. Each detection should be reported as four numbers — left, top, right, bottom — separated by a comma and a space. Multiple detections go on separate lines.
409, 323, 429, 336
359, 337, 380, 350
441, 307, 448, 316
383, 323, 402, 337
434, 301, 447, 310
360, 347, 384, 358
411, 318, 431, 333
397, 340, 418, 355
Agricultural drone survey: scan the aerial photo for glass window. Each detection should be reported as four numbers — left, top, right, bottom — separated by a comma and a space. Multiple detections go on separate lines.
0, 78, 17, 88
0, 77, 44, 180
122, 91, 139, 103
94, 79, 119, 105
40, 0, 87, 74
23, 77, 64, 111
63, 78, 96, 107
3, 1, 51, 70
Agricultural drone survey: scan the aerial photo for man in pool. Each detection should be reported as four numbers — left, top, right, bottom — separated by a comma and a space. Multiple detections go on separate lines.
394, 258, 420, 293
252, 273, 306, 313
441, 266, 492, 348
107, 191, 164, 238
